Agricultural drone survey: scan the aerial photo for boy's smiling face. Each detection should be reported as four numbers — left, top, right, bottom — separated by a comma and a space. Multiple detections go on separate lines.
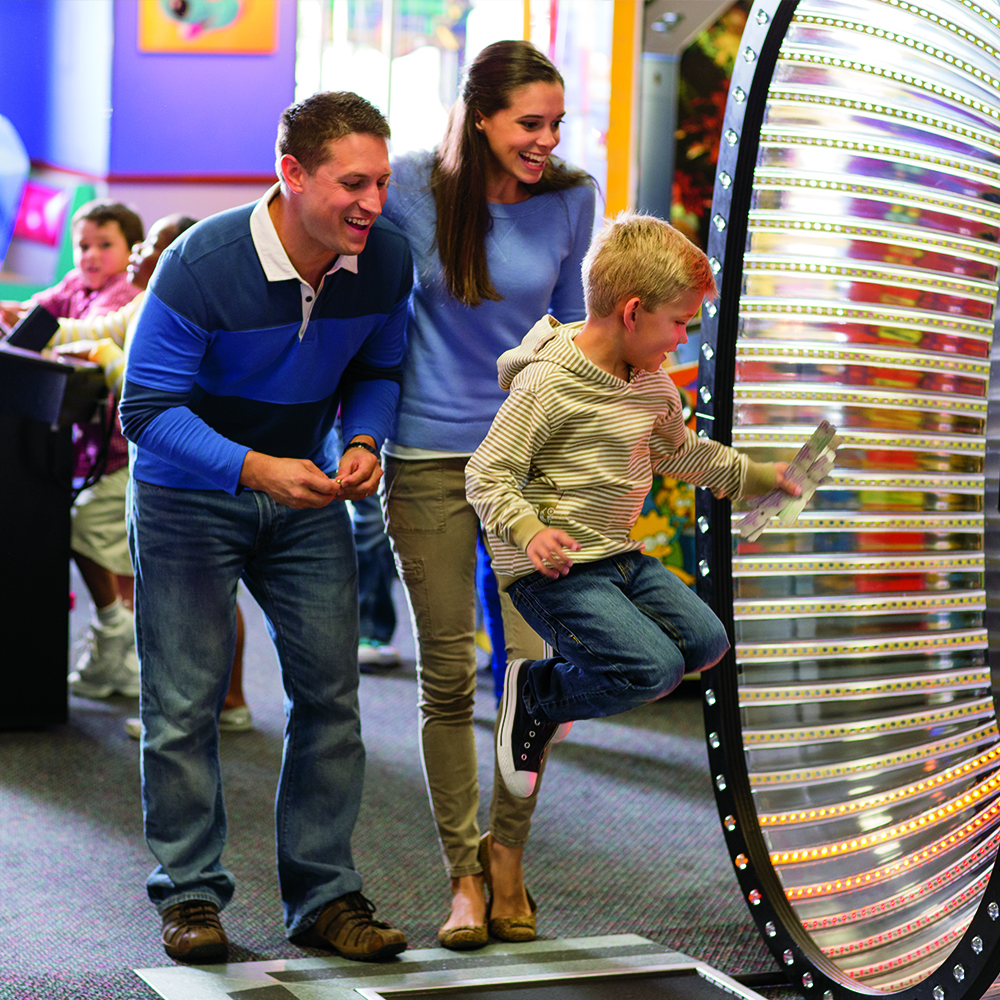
73, 219, 132, 291
624, 288, 705, 373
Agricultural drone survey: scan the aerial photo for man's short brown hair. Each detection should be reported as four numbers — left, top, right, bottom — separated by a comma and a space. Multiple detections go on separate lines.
276, 92, 391, 175
583, 211, 717, 318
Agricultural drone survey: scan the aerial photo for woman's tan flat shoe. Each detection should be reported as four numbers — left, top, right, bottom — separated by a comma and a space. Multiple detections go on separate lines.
437, 923, 489, 951
477, 832, 538, 942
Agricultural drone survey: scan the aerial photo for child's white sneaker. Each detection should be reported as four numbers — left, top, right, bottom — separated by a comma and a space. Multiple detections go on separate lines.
497, 658, 562, 798
69, 612, 141, 699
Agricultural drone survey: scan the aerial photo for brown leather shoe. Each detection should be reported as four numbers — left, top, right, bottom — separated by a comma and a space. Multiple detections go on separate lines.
291, 891, 407, 961
161, 900, 229, 963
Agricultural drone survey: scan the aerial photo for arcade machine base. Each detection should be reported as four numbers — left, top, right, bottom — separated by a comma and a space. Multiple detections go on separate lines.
135, 935, 772, 1000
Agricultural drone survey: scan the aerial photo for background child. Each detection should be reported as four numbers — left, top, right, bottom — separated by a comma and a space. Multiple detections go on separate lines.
1, 199, 143, 327
465, 211, 800, 798
1, 200, 144, 700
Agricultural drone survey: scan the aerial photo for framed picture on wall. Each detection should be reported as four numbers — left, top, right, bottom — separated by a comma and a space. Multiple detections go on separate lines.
138, 0, 278, 54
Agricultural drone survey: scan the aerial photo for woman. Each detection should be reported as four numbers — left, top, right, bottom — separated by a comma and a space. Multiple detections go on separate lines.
381, 40, 596, 950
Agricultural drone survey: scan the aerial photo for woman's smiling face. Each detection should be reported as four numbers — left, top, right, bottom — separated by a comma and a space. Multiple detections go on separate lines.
477, 81, 565, 202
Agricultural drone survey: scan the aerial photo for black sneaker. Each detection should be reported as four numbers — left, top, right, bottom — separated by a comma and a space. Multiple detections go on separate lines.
497, 658, 561, 798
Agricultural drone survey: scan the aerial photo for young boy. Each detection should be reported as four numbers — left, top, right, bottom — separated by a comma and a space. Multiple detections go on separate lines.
465, 211, 799, 798
1, 200, 143, 328
1, 200, 144, 698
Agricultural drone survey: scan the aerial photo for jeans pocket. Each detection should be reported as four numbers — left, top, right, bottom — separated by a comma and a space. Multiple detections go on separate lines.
383, 459, 447, 534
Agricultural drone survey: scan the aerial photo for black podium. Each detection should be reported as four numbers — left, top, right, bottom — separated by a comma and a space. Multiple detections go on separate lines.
0, 343, 106, 728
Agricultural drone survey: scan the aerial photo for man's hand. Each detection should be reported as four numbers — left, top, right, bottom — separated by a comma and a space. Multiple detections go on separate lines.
333, 438, 381, 501
239, 451, 338, 509
526, 528, 582, 579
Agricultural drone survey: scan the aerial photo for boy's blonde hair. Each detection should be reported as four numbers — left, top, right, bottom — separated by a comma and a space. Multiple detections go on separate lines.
583, 211, 717, 318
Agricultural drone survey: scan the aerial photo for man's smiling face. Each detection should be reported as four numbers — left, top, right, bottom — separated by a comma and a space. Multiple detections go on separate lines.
294, 132, 391, 258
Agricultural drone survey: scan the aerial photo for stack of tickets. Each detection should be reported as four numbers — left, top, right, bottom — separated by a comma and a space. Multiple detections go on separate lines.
736, 421, 843, 542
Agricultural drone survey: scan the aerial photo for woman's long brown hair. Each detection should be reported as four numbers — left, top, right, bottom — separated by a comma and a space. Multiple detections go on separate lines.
431, 40, 591, 308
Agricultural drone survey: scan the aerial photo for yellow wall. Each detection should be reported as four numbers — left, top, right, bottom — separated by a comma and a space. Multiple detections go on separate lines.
606, 0, 643, 215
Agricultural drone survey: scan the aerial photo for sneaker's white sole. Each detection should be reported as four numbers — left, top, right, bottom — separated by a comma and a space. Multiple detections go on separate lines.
497, 658, 537, 799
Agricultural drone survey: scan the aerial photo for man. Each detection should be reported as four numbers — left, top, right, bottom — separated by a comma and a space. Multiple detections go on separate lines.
120, 93, 412, 965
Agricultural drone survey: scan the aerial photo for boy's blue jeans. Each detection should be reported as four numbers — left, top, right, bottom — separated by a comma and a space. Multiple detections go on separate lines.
128, 479, 365, 937
507, 550, 730, 724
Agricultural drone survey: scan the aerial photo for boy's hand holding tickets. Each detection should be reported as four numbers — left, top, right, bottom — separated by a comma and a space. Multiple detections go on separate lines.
737, 421, 843, 542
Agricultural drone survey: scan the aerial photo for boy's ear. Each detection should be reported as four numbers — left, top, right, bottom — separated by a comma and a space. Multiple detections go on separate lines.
621, 296, 642, 333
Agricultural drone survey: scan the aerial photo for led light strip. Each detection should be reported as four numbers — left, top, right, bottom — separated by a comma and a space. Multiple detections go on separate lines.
800, 859, 995, 930
741, 295, 996, 337
774, 49, 1000, 122
730, 512, 984, 533
744, 698, 994, 749
737, 340, 992, 371
742, 669, 990, 706
734, 591, 986, 617
795, 832, 1000, 915
739, 631, 987, 664
758, 101, 1000, 163
840, 918, 970, 982
733, 553, 985, 575
748, 724, 1000, 787
771, 788, 1000, 866
821, 875, 991, 959
816, 469, 984, 491
793, 8, 1000, 68
734, 383, 986, 415
758, 756, 1000, 829
759, 758, 1000, 830
754, 138, 1000, 191
734, 429, 984, 456
783, 814, 1000, 900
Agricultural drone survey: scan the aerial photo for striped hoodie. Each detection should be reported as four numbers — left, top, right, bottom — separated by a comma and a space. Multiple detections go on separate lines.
465, 315, 777, 585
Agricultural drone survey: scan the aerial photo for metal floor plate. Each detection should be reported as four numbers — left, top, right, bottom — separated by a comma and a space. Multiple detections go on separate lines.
134, 935, 768, 1000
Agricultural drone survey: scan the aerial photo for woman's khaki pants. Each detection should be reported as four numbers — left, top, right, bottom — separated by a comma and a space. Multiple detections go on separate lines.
383, 456, 546, 877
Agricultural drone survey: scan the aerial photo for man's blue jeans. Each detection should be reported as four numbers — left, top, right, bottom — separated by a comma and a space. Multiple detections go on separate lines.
128, 480, 364, 937
507, 551, 730, 724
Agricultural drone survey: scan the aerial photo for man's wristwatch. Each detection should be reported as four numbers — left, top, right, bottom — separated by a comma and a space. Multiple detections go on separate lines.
344, 440, 380, 459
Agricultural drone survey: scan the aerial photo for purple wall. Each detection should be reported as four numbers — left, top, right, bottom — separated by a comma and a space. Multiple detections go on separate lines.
0, 0, 52, 161
108, 0, 297, 178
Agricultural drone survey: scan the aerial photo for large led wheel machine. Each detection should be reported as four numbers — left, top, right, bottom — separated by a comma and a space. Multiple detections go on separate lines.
695, 2, 1000, 1000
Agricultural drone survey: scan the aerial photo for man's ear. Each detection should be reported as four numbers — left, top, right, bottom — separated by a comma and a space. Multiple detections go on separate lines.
622, 296, 641, 333
278, 154, 308, 194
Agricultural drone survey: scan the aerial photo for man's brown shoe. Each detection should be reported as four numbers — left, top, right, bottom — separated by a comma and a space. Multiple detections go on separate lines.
161, 900, 229, 963
291, 891, 406, 961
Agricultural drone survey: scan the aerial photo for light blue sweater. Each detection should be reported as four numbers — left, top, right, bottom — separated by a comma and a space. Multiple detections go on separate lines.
382, 150, 596, 453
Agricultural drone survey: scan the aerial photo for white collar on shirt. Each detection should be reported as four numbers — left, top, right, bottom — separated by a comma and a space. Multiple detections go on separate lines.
249, 183, 359, 284
249, 183, 359, 339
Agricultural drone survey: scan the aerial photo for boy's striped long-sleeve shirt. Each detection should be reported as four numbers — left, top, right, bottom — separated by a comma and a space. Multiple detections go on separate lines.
51, 294, 143, 398
465, 315, 777, 586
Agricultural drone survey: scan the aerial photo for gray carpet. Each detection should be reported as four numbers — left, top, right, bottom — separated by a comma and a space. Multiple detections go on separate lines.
0, 574, 783, 999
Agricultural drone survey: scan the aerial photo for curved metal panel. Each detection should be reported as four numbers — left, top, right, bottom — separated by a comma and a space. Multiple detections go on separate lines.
697, 1, 1000, 997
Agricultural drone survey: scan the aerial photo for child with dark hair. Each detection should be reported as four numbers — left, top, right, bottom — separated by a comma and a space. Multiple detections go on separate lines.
1, 202, 146, 699
1, 199, 144, 328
